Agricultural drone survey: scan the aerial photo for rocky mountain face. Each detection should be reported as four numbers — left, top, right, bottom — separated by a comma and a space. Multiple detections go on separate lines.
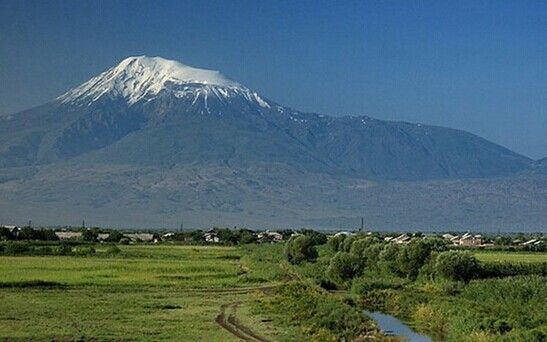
0, 56, 544, 231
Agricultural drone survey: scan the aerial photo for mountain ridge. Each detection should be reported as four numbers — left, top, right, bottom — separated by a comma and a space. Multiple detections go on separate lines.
0, 56, 545, 231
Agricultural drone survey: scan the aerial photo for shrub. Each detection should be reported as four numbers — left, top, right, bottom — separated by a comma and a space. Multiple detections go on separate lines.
301, 229, 328, 246
396, 238, 446, 279
362, 243, 384, 268
349, 237, 381, 258
4, 241, 31, 255
327, 252, 364, 281
378, 243, 402, 275
351, 277, 407, 295
434, 251, 480, 282
73, 246, 96, 256
478, 317, 512, 335
341, 235, 357, 252
81, 229, 98, 242
57, 243, 73, 255
284, 235, 318, 264
317, 277, 338, 291
106, 245, 122, 255
327, 235, 346, 252
265, 282, 378, 340
479, 262, 547, 278
106, 230, 125, 243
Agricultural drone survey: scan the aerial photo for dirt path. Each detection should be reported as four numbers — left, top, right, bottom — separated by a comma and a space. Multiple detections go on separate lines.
216, 301, 270, 342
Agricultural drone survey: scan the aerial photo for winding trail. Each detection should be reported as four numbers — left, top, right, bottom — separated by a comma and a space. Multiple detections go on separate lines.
216, 301, 270, 342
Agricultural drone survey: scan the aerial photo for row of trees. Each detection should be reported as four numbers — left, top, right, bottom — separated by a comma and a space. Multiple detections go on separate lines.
0, 227, 58, 241
285, 233, 546, 284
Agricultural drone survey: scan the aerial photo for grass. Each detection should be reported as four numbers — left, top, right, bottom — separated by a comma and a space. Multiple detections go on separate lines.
0, 244, 293, 341
473, 250, 547, 264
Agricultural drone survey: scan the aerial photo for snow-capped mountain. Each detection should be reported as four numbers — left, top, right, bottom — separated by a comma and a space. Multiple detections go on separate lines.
1, 56, 546, 231
0, 56, 534, 178
58, 56, 271, 109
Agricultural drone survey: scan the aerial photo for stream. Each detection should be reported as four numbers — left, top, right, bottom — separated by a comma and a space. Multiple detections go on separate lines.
363, 310, 432, 342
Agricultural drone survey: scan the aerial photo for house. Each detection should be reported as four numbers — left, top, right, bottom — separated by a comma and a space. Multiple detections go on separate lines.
458, 233, 482, 247
126, 233, 156, 243
392, 234, 411, 244
204, 230, 220, 243
55, 231, 82, 240
257, 231, 283, 243
442, 233, 456, 240
522, 239, 539, 246
97, 233, 110, 241
442, 233, 460, 245
333, 231, 352, 238
1, 225, 18, 231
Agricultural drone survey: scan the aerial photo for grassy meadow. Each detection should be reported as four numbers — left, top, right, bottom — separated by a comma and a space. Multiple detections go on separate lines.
473, 250, 547, 264
0, 245, 293, 341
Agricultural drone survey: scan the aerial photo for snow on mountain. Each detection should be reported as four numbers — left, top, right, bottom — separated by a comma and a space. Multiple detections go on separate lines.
57, 56, 270, 108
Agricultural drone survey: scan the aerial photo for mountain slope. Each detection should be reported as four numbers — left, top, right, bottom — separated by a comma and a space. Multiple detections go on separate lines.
0, 56, 532, 180
0, 56, 544, 231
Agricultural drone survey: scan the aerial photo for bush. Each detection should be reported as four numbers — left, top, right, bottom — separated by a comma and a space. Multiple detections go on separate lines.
57, 243, 73, 255
317, 277, 338, 291
81, 229, 98, 242
73, 246, 96, 256
106, 245, 122, 255
378, 243, 402, 275
106, 230, 125, 243
362, 243, 384, 268
479, 262, 547, 278
478, 317, 512, 335
351, 277, 408, 295
303, 230, 327, 246
434, 250, 480, 282
396, 238, 446, 279
327, 235, 346, 252
284, 235, 318, 264
341, 235, 357, 252
4, 241, 31, 255
349, 237, 381, 258
265, 282, 378, 340
327, 252, 364, 281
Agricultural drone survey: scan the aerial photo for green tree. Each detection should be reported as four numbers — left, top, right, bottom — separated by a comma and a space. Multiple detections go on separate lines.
81, 228, 99, 242
0, 227, 14, 240
327, 235, 346, 252
301, 230, 328, 246
362, 243, 384, 268
284, 235, 318, 264
341, 235, 357, 252
396, 239, 442, 279
434, 250, 480, 282
378, 243, 402, 275
237, 229, 257, 244
106, 230, 125, 243
349, 237, 381, 257
327, 252, 364, 281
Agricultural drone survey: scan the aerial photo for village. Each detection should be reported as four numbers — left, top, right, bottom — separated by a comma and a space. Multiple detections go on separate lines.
0, 224, 544, 250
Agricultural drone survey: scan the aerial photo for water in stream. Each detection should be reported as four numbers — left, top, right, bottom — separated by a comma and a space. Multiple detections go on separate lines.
363, 310, 432, 342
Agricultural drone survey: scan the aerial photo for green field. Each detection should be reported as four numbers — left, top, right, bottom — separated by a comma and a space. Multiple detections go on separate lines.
0, 245, 292, 341
473, 250, 547, 264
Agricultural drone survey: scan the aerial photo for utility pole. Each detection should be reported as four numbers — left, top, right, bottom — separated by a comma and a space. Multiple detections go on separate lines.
28, 220, 32, 228
82, 220, 86, 229
360, 217, 364, 232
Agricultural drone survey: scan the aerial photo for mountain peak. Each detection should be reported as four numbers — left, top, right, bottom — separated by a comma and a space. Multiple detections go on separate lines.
57, 56, 243, 105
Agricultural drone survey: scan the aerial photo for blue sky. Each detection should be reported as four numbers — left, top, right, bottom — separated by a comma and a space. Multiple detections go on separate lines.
0, 0, 545, 158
